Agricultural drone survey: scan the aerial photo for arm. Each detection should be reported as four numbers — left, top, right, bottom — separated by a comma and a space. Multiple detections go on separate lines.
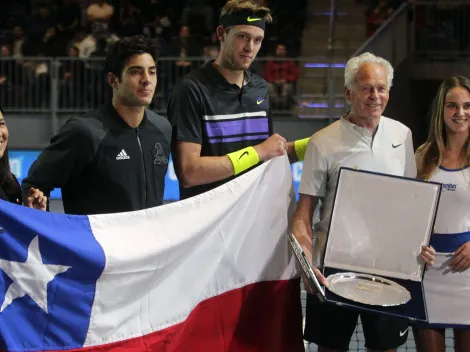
287, 61, 299, 82
404, 129, 417, 178
176, 134, 288, 188
286, 137, 311, 164
169, 79, 287, 187
292, 194, 318, 263
21, 118, 93, 203
264, 61, 275, 83
292, 136, 328, 283
175, 141, 234, 188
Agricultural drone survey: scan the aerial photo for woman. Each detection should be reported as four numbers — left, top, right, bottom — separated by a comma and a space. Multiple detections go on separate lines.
415, 76, 470, 351
0, 106, 46, 209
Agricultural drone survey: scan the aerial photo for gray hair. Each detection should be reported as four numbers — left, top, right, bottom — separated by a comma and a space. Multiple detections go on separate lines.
344, 52, 394, 90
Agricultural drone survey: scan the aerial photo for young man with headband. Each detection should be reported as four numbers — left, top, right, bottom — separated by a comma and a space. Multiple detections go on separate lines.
167, 0, 309, 200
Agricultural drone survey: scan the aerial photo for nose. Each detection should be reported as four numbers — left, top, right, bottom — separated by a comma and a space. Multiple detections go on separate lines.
369, 88, 379, 100
244, 40, 254, 52
141, 71, 151, 85
457, 106, 465, 117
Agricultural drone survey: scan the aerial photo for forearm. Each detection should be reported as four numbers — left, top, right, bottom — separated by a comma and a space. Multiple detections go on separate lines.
287, 137, 310, 163
178, 155, 234, 188
287, 141, 298, 163
292, 212, 313, 243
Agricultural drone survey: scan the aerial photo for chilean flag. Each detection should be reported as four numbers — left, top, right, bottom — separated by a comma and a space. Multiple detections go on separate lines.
0, 156, 304, 351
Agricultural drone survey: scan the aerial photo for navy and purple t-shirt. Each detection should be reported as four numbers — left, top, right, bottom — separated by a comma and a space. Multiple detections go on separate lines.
168, 61, 272, 200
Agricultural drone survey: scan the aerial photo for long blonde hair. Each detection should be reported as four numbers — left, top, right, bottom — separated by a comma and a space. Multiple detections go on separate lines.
416, 76, 470, 180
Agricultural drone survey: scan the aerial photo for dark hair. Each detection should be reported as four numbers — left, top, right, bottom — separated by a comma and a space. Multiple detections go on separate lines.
0, 106, 21, 204
104, 35, 159, 81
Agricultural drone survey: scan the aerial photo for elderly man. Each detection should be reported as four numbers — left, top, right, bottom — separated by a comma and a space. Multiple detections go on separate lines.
292, 52, 428, 352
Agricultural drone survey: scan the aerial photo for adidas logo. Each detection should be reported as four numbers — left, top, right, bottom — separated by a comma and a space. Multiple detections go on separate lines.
116, 149, 130, 160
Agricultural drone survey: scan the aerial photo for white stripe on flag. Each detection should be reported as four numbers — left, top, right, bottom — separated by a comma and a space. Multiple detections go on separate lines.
202, 111, 267, 121
84, 155, 298, 347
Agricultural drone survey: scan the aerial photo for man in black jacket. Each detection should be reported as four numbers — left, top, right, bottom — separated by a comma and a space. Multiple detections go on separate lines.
22, 35, 172, 215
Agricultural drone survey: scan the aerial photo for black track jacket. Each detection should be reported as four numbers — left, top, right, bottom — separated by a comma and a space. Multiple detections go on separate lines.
22, 103, 172, 215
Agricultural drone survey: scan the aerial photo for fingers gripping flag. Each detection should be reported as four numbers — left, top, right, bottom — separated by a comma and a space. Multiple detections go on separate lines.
0, 155, 304, 351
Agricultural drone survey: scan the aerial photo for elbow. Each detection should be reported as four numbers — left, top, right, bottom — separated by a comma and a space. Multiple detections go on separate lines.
177, 166, 199, 188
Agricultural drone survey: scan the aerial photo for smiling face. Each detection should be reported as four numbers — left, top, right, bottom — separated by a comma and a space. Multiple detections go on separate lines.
443, 86, 470, 136
108, 53, 157, 107
345, 62, 390, 120
0, 110, 9, 159
218, 24, 264, 71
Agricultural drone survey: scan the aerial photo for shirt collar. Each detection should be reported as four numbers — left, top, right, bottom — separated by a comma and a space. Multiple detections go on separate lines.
204, 60, 253, 90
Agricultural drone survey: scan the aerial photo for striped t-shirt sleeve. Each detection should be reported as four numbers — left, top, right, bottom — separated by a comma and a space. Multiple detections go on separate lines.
167, 79, 203, 145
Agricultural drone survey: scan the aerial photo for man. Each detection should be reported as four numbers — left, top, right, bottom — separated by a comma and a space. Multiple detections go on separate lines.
292, 52, 416, 352
264, 43, 298, 109
167, 0, 309, 200
22, 35, 172, 215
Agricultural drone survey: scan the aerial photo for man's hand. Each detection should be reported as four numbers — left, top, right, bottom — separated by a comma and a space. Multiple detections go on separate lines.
294, 232, 328, 293
420, 245, 435, 270
451, 242, 470, 272
253, 133, 287, 162
25, 188, 47, 211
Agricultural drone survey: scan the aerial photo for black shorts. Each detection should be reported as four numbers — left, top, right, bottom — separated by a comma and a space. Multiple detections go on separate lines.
304, 294, 409, 351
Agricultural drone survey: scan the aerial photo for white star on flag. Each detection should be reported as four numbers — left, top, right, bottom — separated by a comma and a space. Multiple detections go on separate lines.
0, 236, 71, 313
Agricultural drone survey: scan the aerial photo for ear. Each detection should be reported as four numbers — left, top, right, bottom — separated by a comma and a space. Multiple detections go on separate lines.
216, 25, 225, 42
344, 86, 351, 104
107, 72, 117, 88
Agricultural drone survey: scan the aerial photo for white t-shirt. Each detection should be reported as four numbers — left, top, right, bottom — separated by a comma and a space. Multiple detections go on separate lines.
428, 166, 470, 235
299, 116, 416, 267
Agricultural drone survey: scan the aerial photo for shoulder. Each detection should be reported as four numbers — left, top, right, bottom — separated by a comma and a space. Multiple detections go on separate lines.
247, 70, 268, 89
381, 116, 411, 136
172, 72, 205, 99
59, 107, 110, 142
145, 109, 171, 135
414, 142, 429, 169
311, 120, 341, 145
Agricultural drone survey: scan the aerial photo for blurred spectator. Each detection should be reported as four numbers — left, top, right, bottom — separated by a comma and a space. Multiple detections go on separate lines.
10, 25, 26, 58
172, 26, 202, 67
180, 0, 214, 37
0, 44, 17, 107
86, 0, 114, 27
79, 25, 119, 58
55, 0, 82, 43
59, 45, 85, 108
367, 0, 394, 37
26, 2, 54, 42
203, 33, 219, 63
118, 0, 144, 37
264, 43, 298, 109
35, 26, 66, 57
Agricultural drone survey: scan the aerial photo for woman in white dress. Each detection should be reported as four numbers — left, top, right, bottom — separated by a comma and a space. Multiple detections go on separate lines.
415, 76, 470, 352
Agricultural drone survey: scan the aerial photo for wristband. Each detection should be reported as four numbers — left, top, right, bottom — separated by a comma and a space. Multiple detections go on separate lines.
227, 146, 260, 175
294, 137, 310, 161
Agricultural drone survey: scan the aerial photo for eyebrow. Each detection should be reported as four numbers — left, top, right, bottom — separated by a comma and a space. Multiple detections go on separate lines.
237, 31, 264, 39
127, 66, 157, 71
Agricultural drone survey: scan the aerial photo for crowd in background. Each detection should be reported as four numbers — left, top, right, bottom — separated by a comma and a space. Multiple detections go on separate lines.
0, 0, 305, 111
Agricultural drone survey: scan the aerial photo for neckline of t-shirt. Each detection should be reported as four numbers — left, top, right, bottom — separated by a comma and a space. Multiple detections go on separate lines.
439, 165, 470, 172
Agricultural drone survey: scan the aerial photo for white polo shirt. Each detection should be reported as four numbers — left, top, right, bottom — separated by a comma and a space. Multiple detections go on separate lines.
299, 116, 417, 267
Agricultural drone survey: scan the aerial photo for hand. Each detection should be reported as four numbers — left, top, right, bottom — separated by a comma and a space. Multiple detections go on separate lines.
450, 242, 470, 272
294, 232, 328, 293
254, 133, 287, 162
420, 245, 435, 270
25, 188, 47, 211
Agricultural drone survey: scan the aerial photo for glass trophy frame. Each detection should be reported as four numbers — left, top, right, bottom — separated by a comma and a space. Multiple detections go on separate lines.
321, 167, 442, 322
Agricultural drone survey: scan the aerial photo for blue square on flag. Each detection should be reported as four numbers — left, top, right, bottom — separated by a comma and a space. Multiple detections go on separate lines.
0, 200, 105, 351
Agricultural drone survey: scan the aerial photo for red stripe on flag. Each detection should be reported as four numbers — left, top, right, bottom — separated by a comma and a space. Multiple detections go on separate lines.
57, 278, 304, 352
